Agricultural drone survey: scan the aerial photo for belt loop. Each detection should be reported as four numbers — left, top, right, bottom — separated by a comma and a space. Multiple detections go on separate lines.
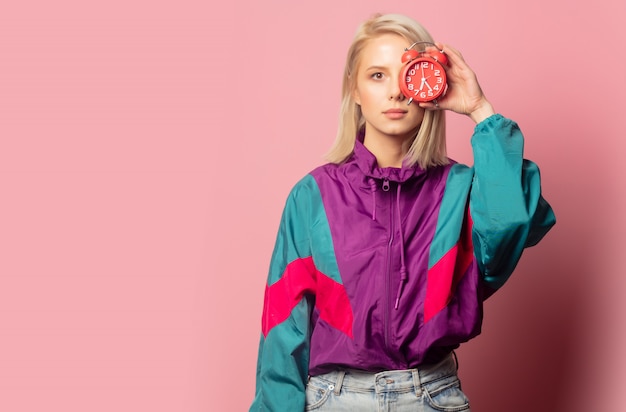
334, 370, 345, 396
412, 368, 422, 397
452, 350, 459, 371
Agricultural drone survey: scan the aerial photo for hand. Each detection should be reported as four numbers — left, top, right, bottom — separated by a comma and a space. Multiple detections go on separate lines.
418, 43, 495, 124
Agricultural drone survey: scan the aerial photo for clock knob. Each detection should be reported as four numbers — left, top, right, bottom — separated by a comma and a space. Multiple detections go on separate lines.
401, 49, 419, 63
428, 49, 448, 66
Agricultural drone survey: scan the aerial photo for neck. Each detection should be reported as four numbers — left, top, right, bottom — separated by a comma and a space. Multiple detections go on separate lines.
363, 133, 411, 168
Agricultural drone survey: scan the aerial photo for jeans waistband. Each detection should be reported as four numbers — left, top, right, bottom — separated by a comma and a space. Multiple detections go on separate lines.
309, 353, 458, 396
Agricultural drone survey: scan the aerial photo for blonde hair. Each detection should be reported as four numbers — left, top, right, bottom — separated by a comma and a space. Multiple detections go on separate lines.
326, 13, 448, 169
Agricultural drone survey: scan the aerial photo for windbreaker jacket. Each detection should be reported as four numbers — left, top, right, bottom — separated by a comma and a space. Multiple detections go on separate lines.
250, 115, 556, 411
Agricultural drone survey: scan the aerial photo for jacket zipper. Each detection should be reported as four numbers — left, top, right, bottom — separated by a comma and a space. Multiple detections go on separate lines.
382, 179, 392, 351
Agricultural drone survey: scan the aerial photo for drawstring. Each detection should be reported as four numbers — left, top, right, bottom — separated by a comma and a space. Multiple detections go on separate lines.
394, 182, 408, 309
368, 178, 378, 220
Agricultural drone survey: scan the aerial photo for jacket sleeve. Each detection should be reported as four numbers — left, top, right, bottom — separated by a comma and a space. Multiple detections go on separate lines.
469, 114, 556, 295
250, 177, 317, 412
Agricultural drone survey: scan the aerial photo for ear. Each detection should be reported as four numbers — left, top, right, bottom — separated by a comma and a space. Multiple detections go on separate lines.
351, 85, 361, 106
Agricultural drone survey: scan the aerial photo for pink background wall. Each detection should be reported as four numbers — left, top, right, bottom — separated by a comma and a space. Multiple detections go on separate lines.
1, 0, 624, 411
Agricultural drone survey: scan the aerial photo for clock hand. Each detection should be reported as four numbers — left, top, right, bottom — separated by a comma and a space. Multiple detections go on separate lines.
418, 65, 426, 90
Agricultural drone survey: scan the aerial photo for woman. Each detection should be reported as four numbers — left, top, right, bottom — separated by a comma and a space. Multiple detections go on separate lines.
250, 13, 555, 411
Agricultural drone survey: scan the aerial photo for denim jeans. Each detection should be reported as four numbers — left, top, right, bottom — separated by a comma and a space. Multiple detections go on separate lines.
305, 354, 470, 411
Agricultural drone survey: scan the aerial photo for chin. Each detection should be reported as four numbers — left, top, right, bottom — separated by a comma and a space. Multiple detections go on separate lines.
386, 127, 419, 139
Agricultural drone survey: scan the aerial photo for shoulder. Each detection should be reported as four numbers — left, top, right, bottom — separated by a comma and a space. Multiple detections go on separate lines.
446, 161, 473, 179
434, 159, 473, 182
436, 160, 474, 197
282, 160, 345, 201
309, 162, 343, 180
302, 162, 350, 191
285, 162, 352, 210
285, 171, 326, 206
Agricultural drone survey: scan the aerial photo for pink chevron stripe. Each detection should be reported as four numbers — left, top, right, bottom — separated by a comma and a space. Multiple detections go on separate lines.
424, 214, 474, 323
316, 273, 353, 338
262, 257, 353, 338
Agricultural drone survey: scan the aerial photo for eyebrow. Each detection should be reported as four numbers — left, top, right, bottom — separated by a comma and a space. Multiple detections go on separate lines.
364, 65, 388, 72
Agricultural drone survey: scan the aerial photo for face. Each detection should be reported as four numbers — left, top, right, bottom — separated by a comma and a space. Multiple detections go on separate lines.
352, 34, 425, 146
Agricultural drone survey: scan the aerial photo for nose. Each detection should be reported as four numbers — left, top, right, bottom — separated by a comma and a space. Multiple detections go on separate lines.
389, 74, 405, 101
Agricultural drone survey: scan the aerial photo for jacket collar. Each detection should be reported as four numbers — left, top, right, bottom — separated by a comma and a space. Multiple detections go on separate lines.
351, 138, 426, 183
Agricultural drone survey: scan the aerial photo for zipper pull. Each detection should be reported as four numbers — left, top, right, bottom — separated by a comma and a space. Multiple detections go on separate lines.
382, 179, 390, 192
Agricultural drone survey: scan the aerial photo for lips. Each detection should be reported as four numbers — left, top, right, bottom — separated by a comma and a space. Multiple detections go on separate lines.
383, 108, 408, 119
383, 109, 408, 114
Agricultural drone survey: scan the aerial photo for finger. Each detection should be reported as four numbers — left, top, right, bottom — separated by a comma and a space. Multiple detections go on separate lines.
438, 44, 467, 67
440, 44, 461, 59
418, 100, 441, 111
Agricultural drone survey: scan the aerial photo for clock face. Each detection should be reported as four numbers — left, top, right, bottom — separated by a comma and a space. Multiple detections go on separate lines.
400, 58, 447, 102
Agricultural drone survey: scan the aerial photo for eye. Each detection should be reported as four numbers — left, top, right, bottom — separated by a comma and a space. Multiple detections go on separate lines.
371, 72, 384, 80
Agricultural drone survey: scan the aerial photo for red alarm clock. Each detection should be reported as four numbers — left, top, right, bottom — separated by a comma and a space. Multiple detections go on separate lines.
399, 42, 448, 105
